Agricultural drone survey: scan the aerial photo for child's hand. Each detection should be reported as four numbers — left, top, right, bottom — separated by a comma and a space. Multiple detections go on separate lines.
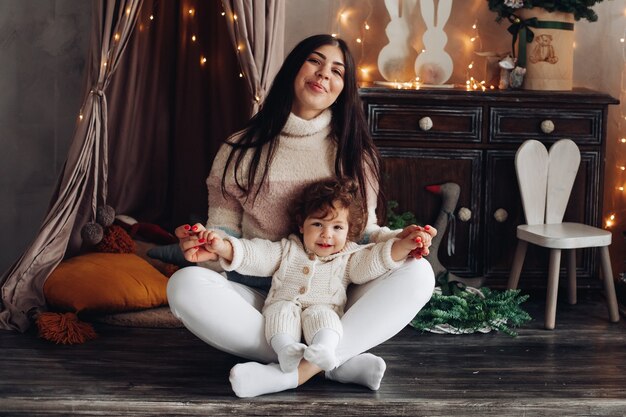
195, 230, 229, 255
174, 223, 219, 263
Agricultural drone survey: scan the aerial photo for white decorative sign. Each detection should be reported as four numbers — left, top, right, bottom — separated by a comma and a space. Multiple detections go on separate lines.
377, 0, 418, 82
414, 0, 453, 85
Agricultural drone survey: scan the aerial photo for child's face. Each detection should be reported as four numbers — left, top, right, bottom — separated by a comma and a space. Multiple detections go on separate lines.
299, 204, 349, 257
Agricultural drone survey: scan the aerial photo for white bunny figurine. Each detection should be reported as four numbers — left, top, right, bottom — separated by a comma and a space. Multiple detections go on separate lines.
414, 0, 454, 85
377, 0, 418, 82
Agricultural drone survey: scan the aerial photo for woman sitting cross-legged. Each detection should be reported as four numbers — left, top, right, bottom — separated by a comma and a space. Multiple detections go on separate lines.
167, 34, 436, 398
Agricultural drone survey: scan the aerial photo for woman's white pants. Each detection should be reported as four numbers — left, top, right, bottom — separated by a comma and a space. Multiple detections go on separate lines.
167, 258, 435, 364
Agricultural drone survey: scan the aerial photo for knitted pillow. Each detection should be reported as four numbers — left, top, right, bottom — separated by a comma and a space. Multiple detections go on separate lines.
147, 243, 195, 267
44, 252, 168, 313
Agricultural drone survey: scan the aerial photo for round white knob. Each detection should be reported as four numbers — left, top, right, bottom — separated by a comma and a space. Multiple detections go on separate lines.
494, 208, 508, 223
458, 207, 472, 222
540, 119, 555, 134
419, 116, 433, 131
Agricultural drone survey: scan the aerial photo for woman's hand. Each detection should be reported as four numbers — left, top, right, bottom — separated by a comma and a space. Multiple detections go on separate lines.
396, 224, 437, 259
174, 223, 219, 263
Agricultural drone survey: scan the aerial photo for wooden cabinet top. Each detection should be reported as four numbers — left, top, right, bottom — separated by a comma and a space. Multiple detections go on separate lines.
358, 85, 619, 106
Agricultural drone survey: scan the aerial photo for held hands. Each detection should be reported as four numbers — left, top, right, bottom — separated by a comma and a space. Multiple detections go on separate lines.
175, 223, 232, 263
395, 224, 437, 260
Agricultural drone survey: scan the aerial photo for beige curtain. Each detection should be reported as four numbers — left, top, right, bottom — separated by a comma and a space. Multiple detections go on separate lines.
0, 0, 143, 331
222, 0, 285, 114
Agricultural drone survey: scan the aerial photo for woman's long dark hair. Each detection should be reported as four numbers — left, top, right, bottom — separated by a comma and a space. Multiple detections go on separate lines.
221, 34, 385, 224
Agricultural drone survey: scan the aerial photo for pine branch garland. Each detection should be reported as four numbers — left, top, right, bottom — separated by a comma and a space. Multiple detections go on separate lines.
410, 276, 532, 337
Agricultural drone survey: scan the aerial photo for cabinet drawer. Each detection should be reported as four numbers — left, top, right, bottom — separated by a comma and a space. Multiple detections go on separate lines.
368, 104, 482, 143
490, 107, 603, 144
379, 147, 482, 277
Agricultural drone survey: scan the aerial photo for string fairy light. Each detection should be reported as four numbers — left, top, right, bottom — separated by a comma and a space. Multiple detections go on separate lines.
465, 19, 487, 91
605, 19, 626, 229
335, 1, 374, 82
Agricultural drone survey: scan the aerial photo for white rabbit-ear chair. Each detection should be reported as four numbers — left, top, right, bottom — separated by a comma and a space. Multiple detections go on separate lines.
508, 139, 620, 330
414, 0, 453, 85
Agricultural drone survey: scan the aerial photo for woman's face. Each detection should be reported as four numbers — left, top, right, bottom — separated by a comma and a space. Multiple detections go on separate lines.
291, 44, 345, 120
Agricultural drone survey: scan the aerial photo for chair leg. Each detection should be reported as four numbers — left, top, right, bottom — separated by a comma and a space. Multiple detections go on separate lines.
566, 249, 576, 305
545, 249, 561, 330
508, 241, 528, 290
599, 246, 620, 323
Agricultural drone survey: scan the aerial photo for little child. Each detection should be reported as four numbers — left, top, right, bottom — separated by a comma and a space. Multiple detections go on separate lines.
195, 178, 434, 373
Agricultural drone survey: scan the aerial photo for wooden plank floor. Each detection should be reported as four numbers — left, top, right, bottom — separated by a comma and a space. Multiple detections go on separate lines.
1, 290, 625, 417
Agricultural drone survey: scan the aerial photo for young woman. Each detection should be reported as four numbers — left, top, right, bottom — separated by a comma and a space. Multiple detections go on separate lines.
167, 34, 436, 398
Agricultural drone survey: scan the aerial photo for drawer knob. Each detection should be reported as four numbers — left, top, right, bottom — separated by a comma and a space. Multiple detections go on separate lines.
494, 208, 508, 223
458, 207, 472, 222
419, 116, 433, 131
540, 119, 555, 134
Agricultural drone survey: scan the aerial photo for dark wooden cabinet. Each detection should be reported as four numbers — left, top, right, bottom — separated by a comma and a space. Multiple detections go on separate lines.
360, 87, 618, 289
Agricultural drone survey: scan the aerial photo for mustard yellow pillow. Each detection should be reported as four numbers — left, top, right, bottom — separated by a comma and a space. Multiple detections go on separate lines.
44, 253, 168, 313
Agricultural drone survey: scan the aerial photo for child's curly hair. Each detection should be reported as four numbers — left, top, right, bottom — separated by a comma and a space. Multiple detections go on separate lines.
290, 177, 367, 242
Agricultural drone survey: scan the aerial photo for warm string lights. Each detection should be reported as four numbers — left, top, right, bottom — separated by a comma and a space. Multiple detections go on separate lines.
465, 20, 490, 91
606, 20, 626, 229
78, 1, 156, 122
331, 1, 486, 90
331, 1, 375, 82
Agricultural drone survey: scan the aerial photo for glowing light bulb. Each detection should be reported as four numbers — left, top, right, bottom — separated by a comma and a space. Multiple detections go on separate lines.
192, 35, 196, 42
470, 37, 477, 42
364, 22, 370, 30
356, 38, 362, 43
620, 186, 625, 191
620, 138, 626, 143
149, 15, 154, 20
114, 33, 120, 41
126, 7, 131, 15
200, 56, 207, 65
621, 38, 625, 43
188, 9, 194, 16
233, 14, 238, 21
239, 73, 243, 78
331, 33, 337, 38
79, 114, 83, 121
221, 12, 225, 16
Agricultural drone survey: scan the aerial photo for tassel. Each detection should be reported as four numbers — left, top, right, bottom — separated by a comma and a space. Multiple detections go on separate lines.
36, 312, 98, 345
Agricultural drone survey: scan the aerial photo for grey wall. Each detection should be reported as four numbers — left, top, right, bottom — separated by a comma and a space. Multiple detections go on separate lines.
0, 0, 91, 274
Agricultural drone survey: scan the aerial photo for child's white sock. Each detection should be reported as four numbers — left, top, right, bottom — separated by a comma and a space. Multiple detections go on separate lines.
270, 333, 307, 372
229, 362, 298, 398
325, 353, 387, 390
303, 328, 340, 371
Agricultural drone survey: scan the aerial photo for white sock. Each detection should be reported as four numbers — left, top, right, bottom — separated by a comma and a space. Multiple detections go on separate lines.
303, 328, 340, 371
229, 362, 298, 398
270, 334, 307, 372
325, 353, 387, 390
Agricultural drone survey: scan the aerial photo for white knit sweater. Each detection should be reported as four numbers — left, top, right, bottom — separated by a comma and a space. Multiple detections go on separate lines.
220, 234, 404, 339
